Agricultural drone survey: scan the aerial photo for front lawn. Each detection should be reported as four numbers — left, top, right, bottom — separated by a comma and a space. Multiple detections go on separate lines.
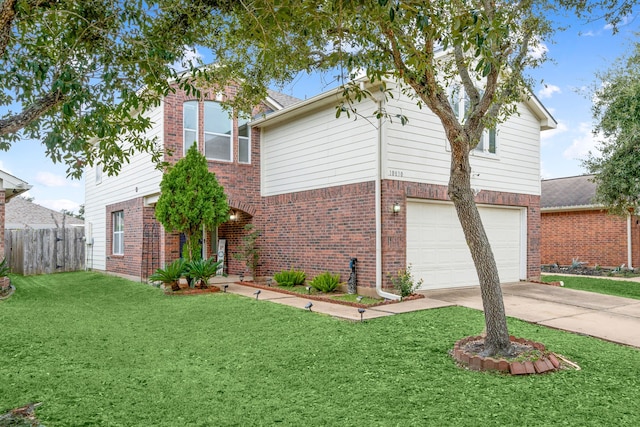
2, 272, 640, 426
542, 275, 640, 300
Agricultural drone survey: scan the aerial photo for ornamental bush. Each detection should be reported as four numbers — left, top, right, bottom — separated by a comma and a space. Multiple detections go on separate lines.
274, 268, 306, 287
309, 272, 341, 293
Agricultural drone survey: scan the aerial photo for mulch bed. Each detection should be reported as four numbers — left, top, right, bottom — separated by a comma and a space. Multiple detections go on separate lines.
164, 285, 221, 296
235, 281, 423, 308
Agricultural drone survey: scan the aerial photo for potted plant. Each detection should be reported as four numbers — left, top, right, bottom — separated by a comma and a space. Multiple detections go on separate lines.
149, 259, 186, 291
185, 257, 221, 289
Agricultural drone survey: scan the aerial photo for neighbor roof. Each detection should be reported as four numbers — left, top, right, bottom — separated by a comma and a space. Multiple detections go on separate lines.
266, 90, 302, 109
5, 197, 84, 229
541, 175, 598, 210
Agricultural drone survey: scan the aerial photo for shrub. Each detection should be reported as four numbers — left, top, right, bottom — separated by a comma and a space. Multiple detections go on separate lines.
387, 265, 423, 298
0, 258, 9, 277
149, 259, 186, 291
274, 268, 306, 287
186, 257, 221, 288
309, 272, 341, 293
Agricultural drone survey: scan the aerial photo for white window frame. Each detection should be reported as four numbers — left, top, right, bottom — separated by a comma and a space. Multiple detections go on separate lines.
448, 85, 498, 156
95, 164, 102, 185
112, 211, 124, 255
183, 101, 198, 155
204, 101, 232, 162
238, 115, 251, 164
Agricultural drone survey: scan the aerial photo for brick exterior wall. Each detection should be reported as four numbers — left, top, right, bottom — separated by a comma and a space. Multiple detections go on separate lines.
259, 182, 378, 287
541, 210, 640, 268
105, 198, 159, 280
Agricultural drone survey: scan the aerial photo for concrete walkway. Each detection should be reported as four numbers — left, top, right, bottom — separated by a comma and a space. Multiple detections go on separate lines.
219, 278, 640, 349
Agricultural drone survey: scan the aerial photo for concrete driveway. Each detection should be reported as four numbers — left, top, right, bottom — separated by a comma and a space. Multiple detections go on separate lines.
421, 282, 640, 348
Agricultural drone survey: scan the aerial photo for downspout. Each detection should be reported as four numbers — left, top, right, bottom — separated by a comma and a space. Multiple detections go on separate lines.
375, 98, 401, 301
627, 214, 633, 269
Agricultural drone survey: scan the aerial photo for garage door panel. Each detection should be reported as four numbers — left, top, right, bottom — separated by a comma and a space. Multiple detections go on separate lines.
407, 201, 524, 290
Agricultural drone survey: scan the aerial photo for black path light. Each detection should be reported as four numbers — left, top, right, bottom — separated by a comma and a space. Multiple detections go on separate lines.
358, 308, 366, 321
266, 278, 273, 287
305, 286, 312, 295
239, 272, 245, 282
305, 302, 313, 312
254, 289, 261, 300
223, 284, 229, 293
356, 295, 364, 303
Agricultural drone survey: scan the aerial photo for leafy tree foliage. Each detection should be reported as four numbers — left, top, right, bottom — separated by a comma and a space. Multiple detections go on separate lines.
155, 145, 228, 262
584, 42, 640, 216
0, 0, 296, 178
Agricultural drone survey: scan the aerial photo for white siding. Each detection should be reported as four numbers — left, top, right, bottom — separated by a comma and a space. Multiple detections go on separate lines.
384, 89, 542, 196
261, 100, 379, 196
84, 103, 164, 271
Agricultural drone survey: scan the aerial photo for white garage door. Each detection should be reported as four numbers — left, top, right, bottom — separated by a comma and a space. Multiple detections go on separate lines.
406, 201, 525, 290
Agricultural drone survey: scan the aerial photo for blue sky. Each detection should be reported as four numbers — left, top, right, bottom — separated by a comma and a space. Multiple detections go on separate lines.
0, 11, 638, 213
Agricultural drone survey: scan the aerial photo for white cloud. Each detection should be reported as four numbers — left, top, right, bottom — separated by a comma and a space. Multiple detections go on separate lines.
541, 121, 569, 145
172, 46, 204, 72
563, 122, 600, 160
528, 40, 548, 60
604, 14, 635, 30
34, 171, 80, 188
538, 84, 561, 99
581, 30, 597, 37
40, 199, 81, 213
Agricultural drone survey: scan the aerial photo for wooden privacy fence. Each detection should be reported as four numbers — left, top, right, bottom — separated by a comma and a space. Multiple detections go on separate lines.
5, 227, 85, 275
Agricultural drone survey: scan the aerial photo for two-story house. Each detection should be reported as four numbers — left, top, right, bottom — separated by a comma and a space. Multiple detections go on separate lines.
84, 79, 556, 297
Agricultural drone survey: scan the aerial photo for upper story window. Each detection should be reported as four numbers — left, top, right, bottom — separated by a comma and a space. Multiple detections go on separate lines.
95, 164, 102, 185
183, 101, 198, 155
238, 116, 250, 164
112, 211, 124, 255
448, 85, 497, 155
204, 101, 232, 162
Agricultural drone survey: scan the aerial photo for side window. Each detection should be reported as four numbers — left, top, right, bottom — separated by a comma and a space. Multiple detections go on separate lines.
238, 116, 250, 164
183, 101, 198, 155
204, 101, 232, 162
112, 211, 124, 255
95, 164, 102, 185
448, 84, 497, 155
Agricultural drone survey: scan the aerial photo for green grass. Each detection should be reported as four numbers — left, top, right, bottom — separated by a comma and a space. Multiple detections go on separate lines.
543, 275, 640, 300
330, 294, 380, 305
2, 272, 640, 426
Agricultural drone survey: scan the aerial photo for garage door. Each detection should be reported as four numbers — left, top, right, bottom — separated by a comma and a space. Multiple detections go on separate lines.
406, 201, 525, 290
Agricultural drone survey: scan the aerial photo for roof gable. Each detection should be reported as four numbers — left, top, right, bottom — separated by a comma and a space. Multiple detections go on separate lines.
5, 197, 84, 229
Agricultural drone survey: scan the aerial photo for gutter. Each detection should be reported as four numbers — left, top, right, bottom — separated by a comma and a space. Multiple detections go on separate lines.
375, 98, 401, 301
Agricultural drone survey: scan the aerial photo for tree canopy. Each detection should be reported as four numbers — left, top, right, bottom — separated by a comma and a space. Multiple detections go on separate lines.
584, 41, 640, 215
0, 0, 296, 178
154, 145, 229, 262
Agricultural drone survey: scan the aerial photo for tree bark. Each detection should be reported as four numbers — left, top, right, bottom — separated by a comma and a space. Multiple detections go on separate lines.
448, 141, 513, 357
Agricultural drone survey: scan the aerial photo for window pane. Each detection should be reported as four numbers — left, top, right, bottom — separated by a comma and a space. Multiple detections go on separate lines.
204, 102, 231, 134
183, 101, 197, 130
488, 129, 496, 153
239, 137, 249, 163
238, 119, 249, 138
184, 130, 197, 152
205, 134, 231, 161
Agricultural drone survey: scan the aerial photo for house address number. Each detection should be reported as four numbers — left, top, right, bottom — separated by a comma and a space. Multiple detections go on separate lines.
388, 169, 404, 177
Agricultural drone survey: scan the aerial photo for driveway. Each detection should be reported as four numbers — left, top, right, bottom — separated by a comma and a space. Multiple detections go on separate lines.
420, 282, 640, 348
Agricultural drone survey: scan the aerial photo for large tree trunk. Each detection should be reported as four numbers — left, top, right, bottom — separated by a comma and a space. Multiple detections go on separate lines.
448, 143, 513, 357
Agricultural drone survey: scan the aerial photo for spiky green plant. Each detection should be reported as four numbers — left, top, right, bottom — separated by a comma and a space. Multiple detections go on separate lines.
149, 259, 186, 291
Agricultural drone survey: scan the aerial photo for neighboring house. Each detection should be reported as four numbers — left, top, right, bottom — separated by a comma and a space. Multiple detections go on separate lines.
84, 80, 556, 296
5, 196, 84, 229
0, 170, 31, 287
541, 174, 640, 269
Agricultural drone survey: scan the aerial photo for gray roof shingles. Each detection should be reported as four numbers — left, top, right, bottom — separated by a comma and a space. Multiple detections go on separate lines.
541, 174, 598, 209
5, 197, 84, 229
